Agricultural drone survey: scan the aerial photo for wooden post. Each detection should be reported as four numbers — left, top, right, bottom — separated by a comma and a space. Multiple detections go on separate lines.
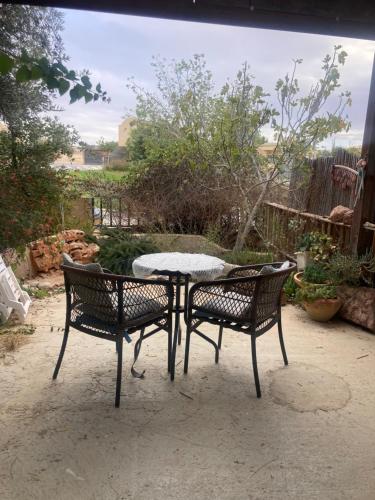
350, 53, 375, 254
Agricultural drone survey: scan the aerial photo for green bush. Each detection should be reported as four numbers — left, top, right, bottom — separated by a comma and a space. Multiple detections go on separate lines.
296, 285, 337, 303
283, 273, 297, 301
327, 253, 365, 287
224, 250, 273, 266
297, 232, 336, 262
303, 262, 329, 284
95, 229, 160, 275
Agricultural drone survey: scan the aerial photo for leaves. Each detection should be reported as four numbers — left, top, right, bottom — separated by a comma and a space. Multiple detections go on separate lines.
0, 52, 14, 75
15, 65, 31, 82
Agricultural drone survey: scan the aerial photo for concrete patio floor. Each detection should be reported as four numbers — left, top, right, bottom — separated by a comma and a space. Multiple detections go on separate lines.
1, 293, 375, 500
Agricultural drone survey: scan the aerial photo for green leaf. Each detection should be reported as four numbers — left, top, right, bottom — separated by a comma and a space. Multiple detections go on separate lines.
84, 92, 93, 103
96, 83, 102, 93
66, 70, 76, 81
46, 76, 60, 90
58, 78, 70, 95
81, 75, 92, 89
30, 65, 43, 80
15, 65, 31, 82
0, 52, 14, 75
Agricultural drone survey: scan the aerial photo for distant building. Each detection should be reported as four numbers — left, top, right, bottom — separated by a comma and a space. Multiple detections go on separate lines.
258, 143, 276, 157
118, 117, 136, 147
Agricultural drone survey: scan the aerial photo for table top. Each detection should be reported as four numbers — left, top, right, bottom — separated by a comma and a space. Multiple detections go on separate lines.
132, 252, 226, 281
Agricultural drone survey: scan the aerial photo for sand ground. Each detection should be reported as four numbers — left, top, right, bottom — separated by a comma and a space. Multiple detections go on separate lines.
1, 294, 375, 500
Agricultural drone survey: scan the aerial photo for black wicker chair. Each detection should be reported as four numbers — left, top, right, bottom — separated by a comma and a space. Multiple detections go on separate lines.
183, 262, 296, 397
53, 265, 174, 407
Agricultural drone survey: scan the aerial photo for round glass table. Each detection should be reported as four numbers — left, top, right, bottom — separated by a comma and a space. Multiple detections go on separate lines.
132, 252, 226, 378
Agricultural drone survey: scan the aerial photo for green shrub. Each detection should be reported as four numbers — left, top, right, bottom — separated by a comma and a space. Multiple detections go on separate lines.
296, 285, 337, 303
283, 273, 297, 301
224, 250, 273, 266
104, 159, 128, 171
95, 229, 160, 275
326, 253, 362, 286
303, 262, 329, 284
296, 232, 336, 262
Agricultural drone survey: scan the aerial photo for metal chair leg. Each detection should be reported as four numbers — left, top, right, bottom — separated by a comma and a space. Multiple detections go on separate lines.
278, 318, 288, 366
52, 323, 70, 380
115, 334, 123, 408
218, 325, 223, 350
251, 335, 261, 398
184, 320, 192, 375
168, 321, 172, 373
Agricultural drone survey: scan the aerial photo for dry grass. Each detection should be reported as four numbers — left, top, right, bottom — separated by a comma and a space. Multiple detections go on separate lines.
0, 324, 35, 355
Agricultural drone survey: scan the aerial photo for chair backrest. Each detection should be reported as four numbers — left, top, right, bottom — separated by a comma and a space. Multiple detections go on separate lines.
254, 262, 295, 325
62, 265, 119, 325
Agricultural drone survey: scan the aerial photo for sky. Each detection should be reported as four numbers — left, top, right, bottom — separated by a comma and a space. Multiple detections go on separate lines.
55, 8, 375, 148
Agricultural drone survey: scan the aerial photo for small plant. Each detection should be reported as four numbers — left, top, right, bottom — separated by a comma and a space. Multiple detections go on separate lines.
225, 250, 273, 266
296, 285, 337, 303
327, 253, 363, 286
303, 262, 329, 284
96, 229, 160, 275
283, 273, 298, 301
25, 288, 49, 299
296, 232, 336, 262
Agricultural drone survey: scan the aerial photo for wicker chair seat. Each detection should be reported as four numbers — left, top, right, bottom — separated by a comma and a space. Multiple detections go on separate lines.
193, 286, 253, 322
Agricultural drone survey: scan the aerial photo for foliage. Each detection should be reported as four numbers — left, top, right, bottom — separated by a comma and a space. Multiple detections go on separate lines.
0, 120, 78, 251
224, 250, 273, 266
297, 232, 336, 262
0, 5, 108, 250
127, 49, 351, 250
126, 162, 239, 240
104, 160, 128, 172
23, 287, 49, 299
283, 273, 298, 301
94, 229, 160, 275
326, 252, 374, 287
0, 5, 108, 105
97, 138, 117, 152
296, 285, 337, 303
303, 262, 329, 284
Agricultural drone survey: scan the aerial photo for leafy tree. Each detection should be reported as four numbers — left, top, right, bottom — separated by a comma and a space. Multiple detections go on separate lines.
0, 118, 78, 250
127, 49, 351, 250
0, 5, 108, 105
0, 5, 108, 250
97, 137, 118, 152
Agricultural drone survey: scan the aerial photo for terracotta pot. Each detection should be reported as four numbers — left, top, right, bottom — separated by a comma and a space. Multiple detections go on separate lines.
303, 298, 342, 322
293, 272, 330, 289
294, 272, 304, 288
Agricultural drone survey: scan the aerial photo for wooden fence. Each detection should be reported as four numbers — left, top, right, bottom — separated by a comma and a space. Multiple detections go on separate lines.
259, 202, 352, 256
288, 149, 359, 216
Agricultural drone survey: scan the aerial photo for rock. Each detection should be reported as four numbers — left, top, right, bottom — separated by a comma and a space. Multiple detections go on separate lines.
329, 205, 352, 223
337, 285, 375, 332
29, 229, 98, 273
342, 209, 354, 225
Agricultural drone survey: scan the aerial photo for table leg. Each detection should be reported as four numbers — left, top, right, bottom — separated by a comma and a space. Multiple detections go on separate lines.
170, 274, 181, 381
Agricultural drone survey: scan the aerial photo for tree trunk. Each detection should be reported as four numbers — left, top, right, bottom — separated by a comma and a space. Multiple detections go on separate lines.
233, 178, 271, 251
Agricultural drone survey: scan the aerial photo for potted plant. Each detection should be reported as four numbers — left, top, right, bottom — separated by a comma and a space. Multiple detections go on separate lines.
296, 285, 341, 322
294, 261, 330, 288
295, 232, 336, 271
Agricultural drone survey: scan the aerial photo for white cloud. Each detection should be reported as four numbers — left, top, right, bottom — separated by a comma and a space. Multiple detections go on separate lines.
58, 9, 375, 146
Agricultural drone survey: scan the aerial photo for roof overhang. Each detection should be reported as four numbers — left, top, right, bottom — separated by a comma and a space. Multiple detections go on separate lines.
11, 0, 375, 41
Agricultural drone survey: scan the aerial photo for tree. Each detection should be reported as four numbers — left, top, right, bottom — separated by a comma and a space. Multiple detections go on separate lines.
0, 4, 109, 105
127, 49, 351, 249
0, 4, 108, 250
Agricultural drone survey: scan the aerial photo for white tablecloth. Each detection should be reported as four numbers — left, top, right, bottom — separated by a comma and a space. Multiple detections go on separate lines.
132, 252, 225, 281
